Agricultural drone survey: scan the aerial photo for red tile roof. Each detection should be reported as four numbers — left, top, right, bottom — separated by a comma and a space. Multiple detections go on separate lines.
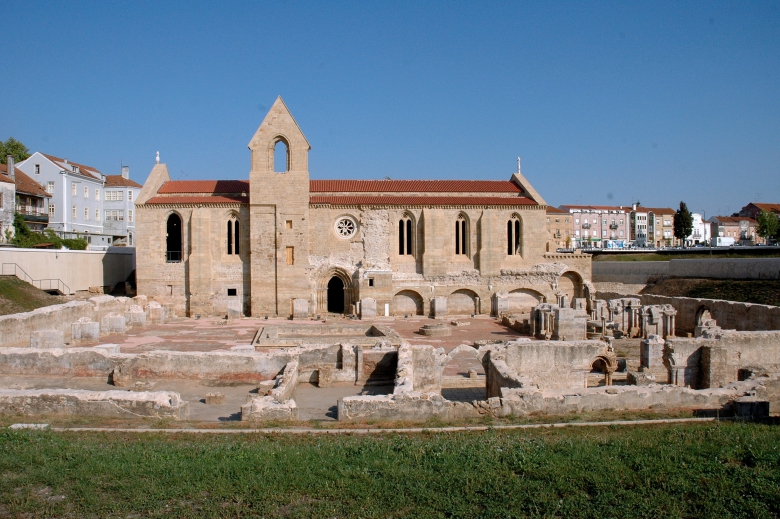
559, 204, 630, 212
309, 196, 537, 207
711, 216, 757, 224
0, 164, 13, 184
41, 153, 103, 180
145, 195, 247, 205
546, 206, 568, 214
640, 207, 676, 214
753, 203, 780, 213
104, 175, 142, 188
15, 169, 51, 198
310, 180, 522, 193
158, 180, 250, 194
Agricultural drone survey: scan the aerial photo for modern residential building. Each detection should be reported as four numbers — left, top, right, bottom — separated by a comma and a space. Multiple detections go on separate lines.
686, 213, 710, 246
738, 202, 780, 220
0, 160, 15, 241
0, 156, 51, 238
545, 206, 570, 250
559, 205, 630, 249
641, 207, 677, 248
709, 216, 761, 245
102, 166, 142, 246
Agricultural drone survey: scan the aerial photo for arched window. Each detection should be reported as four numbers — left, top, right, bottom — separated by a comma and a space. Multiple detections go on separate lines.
227, 215, 240, 255
273, 139, 289, 173
399, 214, 413, 256
507, 214, 521, 255
166, 213, 182, 262
455, 214, 468, 255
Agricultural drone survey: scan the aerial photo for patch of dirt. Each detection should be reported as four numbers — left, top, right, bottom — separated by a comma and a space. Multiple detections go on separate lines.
642, 278, 780, 307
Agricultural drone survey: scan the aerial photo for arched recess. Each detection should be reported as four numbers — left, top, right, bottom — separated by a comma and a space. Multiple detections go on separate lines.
316, 268, 355, 315
393, 290, 424, 316
455, 213, 470, 256
225, 211, 240, 256
449, 289, 478, 315
507, 288, 543, 314
440, 344, 484, 370
507, 213, 522, 256
165, 212, 183, 262
696, 306, 712, 326
558, 271, 583, 303
588, 354, 618, 387
398, 212, 415, 256
271, 136, 290, 173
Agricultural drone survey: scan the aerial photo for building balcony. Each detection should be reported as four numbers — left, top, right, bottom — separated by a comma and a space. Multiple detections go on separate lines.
554, 233, 561, 238
609, 223, 618, 229
17, 208, 49, 224
582, 223, 591, 229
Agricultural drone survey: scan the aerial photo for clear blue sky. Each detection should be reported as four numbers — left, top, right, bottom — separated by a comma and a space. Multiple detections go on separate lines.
2, 1, 778, 217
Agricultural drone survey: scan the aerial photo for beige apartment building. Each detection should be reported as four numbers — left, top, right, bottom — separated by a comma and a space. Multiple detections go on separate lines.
545, 206, 571, 250
559, 205, 630, 249
135, 98, 592, 318
710, 216, 761, 245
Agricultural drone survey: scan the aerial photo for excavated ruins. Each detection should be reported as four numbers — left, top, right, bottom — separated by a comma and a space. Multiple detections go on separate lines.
0, 290, 778, 424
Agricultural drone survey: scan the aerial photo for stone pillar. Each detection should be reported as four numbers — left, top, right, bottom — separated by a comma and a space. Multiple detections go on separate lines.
431, 296, 447, 319
360, 298, 377, 319
291, 298, 309, 320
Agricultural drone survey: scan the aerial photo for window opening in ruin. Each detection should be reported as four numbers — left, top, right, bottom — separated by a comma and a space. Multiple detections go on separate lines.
334, 216, 357, 238
274, 139, 289, 173
286, 246, 294, 265
399, 215, 413, 255
227, 220, 233, 254
166, 213, 182, 262
507, 215, 521, 255
227, 217, 240, 255
455, 215, 467, 255
327, 276, 345, 313
368, 278, 374, 287
286, 220, 292, 229
227, 288, 237, 296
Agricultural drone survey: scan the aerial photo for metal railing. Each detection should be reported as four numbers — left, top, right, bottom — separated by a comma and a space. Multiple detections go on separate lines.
166, 251, 182, 263
1, 263, 70, 295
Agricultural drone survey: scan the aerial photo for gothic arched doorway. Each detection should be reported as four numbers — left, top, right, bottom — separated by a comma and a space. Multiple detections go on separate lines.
327, 276, 345, 313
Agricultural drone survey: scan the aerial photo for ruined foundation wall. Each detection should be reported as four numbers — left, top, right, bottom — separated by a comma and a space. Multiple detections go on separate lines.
502, 340, 608, 389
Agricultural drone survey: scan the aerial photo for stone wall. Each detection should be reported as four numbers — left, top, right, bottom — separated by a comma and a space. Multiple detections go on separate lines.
502, 339, 613, 389
593, 258, 780, 284
597, 292, 780, 334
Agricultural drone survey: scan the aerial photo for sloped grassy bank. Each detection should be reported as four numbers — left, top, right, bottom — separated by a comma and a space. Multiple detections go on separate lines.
1, 422, 779, 518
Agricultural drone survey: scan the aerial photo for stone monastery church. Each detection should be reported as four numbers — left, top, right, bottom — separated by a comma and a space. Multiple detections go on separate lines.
136, 98, 591, 318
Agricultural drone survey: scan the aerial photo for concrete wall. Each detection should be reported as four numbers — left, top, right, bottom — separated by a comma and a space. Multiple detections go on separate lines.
593, 258, 780, 284
597, 292, 780, 334
0, 247, 135, 294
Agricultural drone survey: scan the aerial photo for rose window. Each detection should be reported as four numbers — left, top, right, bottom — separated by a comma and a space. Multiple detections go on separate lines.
335, 217, 357, 238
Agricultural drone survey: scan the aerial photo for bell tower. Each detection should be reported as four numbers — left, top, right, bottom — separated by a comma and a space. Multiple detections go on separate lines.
248, 97, 312, 316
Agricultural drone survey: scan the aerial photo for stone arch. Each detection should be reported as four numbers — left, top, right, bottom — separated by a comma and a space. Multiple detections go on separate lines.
695, 306, 712, 326
449, 288, 478, 315
588, 354, 618, 386
507, 213, 522, 256
440, 344, 484, 370
270, 135, 290, 172
557, 271, 583, 303
455, 212, 470, 256
393, 290, 424, 316
398, 212, 416, 256
165, 211, 183, 262
507, 288, 544, 314
316, 268, 355, 315
225, 211, 240, 256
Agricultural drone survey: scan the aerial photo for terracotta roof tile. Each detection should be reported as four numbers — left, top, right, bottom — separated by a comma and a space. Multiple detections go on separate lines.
0, 164, 13, 184
639, 207, 676, 214
712, 216, 757, 224
310, 180, 522, 193
753, 203, 780, 213
144, 195, 247, 205
309, 195, 537, 207
14, 169, 51, 198
559, 204, 630, 212
41, 153, 103, 180
546, 206, 568, 214
104, 175, 142, 188
158, 180, 250, 194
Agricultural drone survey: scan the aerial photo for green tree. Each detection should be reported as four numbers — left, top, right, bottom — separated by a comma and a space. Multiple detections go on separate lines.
10, 213, 87, 250
756, 209, 779, 243
0, 137, 31, 164
673, 201, 694, 247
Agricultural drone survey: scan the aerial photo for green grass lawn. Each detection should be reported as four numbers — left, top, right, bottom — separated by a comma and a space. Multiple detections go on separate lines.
643, 279, 780, 307
1, 422, 779, 518
0, 275, 66, 316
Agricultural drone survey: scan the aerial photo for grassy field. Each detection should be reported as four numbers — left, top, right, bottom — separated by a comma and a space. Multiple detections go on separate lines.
1, 422, 779, 518
593, 250, 780, 261
643, 278, 780, 307
0, 275, 66, 316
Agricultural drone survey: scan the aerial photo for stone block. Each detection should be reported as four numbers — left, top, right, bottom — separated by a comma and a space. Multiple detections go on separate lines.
163, 303, 176, 320
205, 392, 226, 405
93, 344, 121, 355
640, 334, 666, 380
100, 312, 125, 333
146, 301, 165, 324
360, 298, 377, 319
30, 330, 64, 349
227, 299, 242, 320
431, 296, 447, 318
317, 365, 333, 388
292, 298, 309, 320
419, 324, 451, 337
110, 364, 133, 387
627, 371, 656, 386
71, 319, 100, 341
126, 306, 147, 327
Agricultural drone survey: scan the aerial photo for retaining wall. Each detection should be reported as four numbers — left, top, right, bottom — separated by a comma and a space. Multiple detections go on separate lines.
593, 258, 780, 284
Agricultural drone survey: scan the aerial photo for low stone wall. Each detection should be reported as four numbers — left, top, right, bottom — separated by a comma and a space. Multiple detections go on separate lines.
593, 258, 780, 284
498, 375, 779, 417
597, 292, 780, 334
502, 339, 612, 389
0, 347, 296, 383
0, 388, 188, 420
269, 361, 299, 402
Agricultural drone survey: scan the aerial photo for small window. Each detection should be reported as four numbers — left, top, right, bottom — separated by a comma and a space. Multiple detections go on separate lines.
47, 182, 55, 194
128, 210, 133, 222
84, 186, 89, 198
72, 205, 77, 218
95, 208, 99, 221
286, 220, 292, 229
34, 164, 40, 175
96, 189, 100, 200
368, 278, 374, 287
128, 190, 133, 201
227, 288, 237, 296
128, 232, 133, 246
72, 184, 77, 196
84, 207, 89, 220
286, 246, 294, 265
49, 204, 55, 216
